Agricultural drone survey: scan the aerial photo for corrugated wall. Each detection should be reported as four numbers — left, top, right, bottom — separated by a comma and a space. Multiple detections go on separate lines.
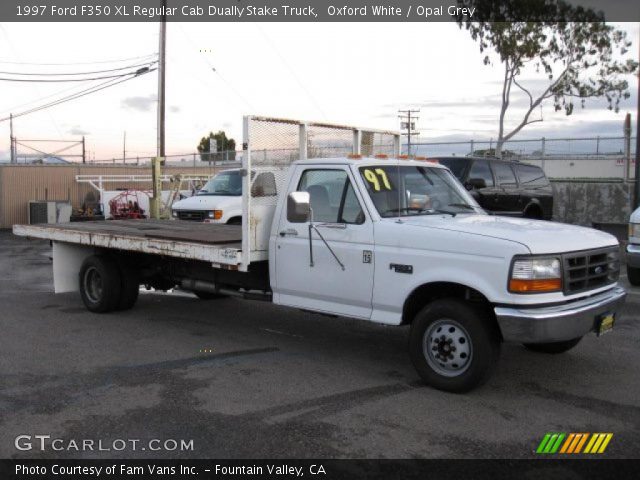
0, 164, 223, 228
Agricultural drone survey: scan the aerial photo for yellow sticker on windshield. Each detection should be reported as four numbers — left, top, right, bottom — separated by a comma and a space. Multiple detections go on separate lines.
363, 169, 392, 192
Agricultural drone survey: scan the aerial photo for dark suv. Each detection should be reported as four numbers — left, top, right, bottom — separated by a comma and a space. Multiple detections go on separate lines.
435, 157, 553, 220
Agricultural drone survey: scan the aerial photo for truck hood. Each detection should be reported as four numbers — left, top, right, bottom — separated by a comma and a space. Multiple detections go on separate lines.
400, 214, 618, 254
172, 195, 240, 210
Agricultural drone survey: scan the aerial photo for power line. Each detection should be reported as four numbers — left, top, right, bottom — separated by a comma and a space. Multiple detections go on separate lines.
0, 60, 157, 77
0, 67, 153, 82
0, 53, 158, 66
0, 68, 156, 122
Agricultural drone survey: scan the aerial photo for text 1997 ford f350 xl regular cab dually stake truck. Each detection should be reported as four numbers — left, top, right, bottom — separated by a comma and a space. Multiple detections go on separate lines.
13, 117, 626, 392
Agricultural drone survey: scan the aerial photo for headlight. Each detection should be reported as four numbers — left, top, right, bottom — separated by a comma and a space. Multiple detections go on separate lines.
208, 210, 223, 220
629, 223, 640, 239
509, 256, 562, 293
171, 210, 178, 217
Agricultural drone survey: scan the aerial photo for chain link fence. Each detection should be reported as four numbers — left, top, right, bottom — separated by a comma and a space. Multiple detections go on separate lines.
409, 136, 636, 180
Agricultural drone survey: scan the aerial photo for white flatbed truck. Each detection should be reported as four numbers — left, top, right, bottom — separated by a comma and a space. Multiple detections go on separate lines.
13, 117, 626, 392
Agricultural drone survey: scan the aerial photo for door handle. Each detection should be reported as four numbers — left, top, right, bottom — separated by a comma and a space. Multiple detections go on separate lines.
279, 229, 298, 237
317, 223, 347, 229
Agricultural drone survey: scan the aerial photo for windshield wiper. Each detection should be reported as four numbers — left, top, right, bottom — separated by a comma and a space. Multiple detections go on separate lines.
425, 209, 457, 217
383, 207, 458, 217
447, 203, 475, 210
382, 207, 425, 216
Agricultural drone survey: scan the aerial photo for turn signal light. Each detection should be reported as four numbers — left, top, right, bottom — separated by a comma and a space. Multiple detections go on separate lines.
508, 278, 562, 293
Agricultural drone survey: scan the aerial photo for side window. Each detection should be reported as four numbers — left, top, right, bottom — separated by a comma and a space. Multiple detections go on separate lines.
340, 183, 365, 224
467, 160, 494, 187
492, 162, 517, 187
297, 169, 364, 224
251, 172, 277, 197
515, 164, 549, 187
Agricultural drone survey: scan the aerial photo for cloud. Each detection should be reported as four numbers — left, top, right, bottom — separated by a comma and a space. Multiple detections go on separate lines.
121, 95, 157, 112
68, 126, 90, 135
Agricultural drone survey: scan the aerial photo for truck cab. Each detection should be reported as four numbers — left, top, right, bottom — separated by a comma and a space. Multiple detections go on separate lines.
272, 157, 624, 391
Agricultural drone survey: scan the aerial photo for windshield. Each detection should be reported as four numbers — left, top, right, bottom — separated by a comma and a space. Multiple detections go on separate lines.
358, 165, 484, 218
197, 171, 242, 196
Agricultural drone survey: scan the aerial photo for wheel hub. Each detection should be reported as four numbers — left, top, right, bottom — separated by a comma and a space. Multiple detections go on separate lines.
423, 319, 473, 377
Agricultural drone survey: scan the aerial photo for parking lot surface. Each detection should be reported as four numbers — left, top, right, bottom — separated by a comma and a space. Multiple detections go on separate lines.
1, 231, 638, 459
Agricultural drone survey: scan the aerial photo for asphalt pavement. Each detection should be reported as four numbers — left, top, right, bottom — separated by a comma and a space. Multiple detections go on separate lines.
0, 231, 638, 459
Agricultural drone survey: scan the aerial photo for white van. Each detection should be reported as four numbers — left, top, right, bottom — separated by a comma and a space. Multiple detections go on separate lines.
171, 169, 244, 224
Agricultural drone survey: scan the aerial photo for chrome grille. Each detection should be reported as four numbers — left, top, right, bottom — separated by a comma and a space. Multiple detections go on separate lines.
563, 247, 619, 294
176, 210, 206, 222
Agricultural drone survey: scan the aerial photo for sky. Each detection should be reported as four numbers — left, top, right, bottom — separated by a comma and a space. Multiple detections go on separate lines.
0, 21, 638, 162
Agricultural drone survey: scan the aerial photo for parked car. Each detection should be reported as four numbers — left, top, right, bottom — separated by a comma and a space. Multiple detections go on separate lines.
627, 207, 640, 285
435, 157, 553, 220
171, 168, 277, 225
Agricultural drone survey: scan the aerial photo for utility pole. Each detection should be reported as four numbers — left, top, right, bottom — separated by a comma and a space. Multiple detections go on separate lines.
398, 109, 420, 156
82, 136, 86, 164
123, 131, 126, 163
151, 0, 167, 219
9, 113, 15, 164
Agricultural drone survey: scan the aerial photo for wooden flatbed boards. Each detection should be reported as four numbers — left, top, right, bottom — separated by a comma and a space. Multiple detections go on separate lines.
13, 220, 244, 266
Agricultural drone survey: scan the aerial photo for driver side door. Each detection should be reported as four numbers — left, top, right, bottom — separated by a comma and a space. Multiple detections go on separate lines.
273, 166, 374, 319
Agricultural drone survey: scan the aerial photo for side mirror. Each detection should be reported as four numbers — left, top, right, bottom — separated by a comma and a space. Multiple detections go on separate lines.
287, 191, 311, 223
466, 178, 487, 190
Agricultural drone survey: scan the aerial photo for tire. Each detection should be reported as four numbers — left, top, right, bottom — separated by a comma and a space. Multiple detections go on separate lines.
409, 299, 501, 393
524, 207, 543, 220
227, 217, 242, 226
79, 255, 122, 313
628, 266, 640, 286
523, 337, 582, 354
194, 290, 228, 300
116, 264, 140, 310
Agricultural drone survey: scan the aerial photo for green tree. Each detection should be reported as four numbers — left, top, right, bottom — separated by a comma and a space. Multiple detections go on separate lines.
455, 0, 638, 158
197, 131, 236, 162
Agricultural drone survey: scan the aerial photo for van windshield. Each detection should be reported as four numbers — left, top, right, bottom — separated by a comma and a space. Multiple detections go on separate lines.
197, 171, 242, 196
359, 165, 484, 217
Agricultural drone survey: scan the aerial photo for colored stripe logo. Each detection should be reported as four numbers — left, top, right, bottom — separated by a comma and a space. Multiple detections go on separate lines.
536, 433, 613, 454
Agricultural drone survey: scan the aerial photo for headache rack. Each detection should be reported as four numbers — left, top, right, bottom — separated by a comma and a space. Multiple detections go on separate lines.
239, 115, 400, 272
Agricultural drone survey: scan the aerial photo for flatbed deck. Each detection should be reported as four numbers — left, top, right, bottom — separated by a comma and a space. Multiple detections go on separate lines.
13, 220, 244, 266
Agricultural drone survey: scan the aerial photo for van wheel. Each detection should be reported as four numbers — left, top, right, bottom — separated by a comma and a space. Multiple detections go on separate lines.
628, 266, 640, 286
409, 299, 500, 393
79, 256, 122, 313
523, 337, 582, 354
117, 264, 140, 310
194, 291, 228, 300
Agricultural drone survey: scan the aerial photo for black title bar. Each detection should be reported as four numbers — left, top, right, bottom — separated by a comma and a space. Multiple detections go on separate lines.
0, 0, 638, 22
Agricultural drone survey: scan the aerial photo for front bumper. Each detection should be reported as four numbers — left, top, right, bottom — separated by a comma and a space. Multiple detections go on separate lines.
494, 286, 626, 343
626, 243, 640, 268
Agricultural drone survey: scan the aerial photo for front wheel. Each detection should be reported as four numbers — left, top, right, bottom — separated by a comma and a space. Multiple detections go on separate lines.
523, 337, 582, 354
409, 299, 501, 393
628, 266, 640, 286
